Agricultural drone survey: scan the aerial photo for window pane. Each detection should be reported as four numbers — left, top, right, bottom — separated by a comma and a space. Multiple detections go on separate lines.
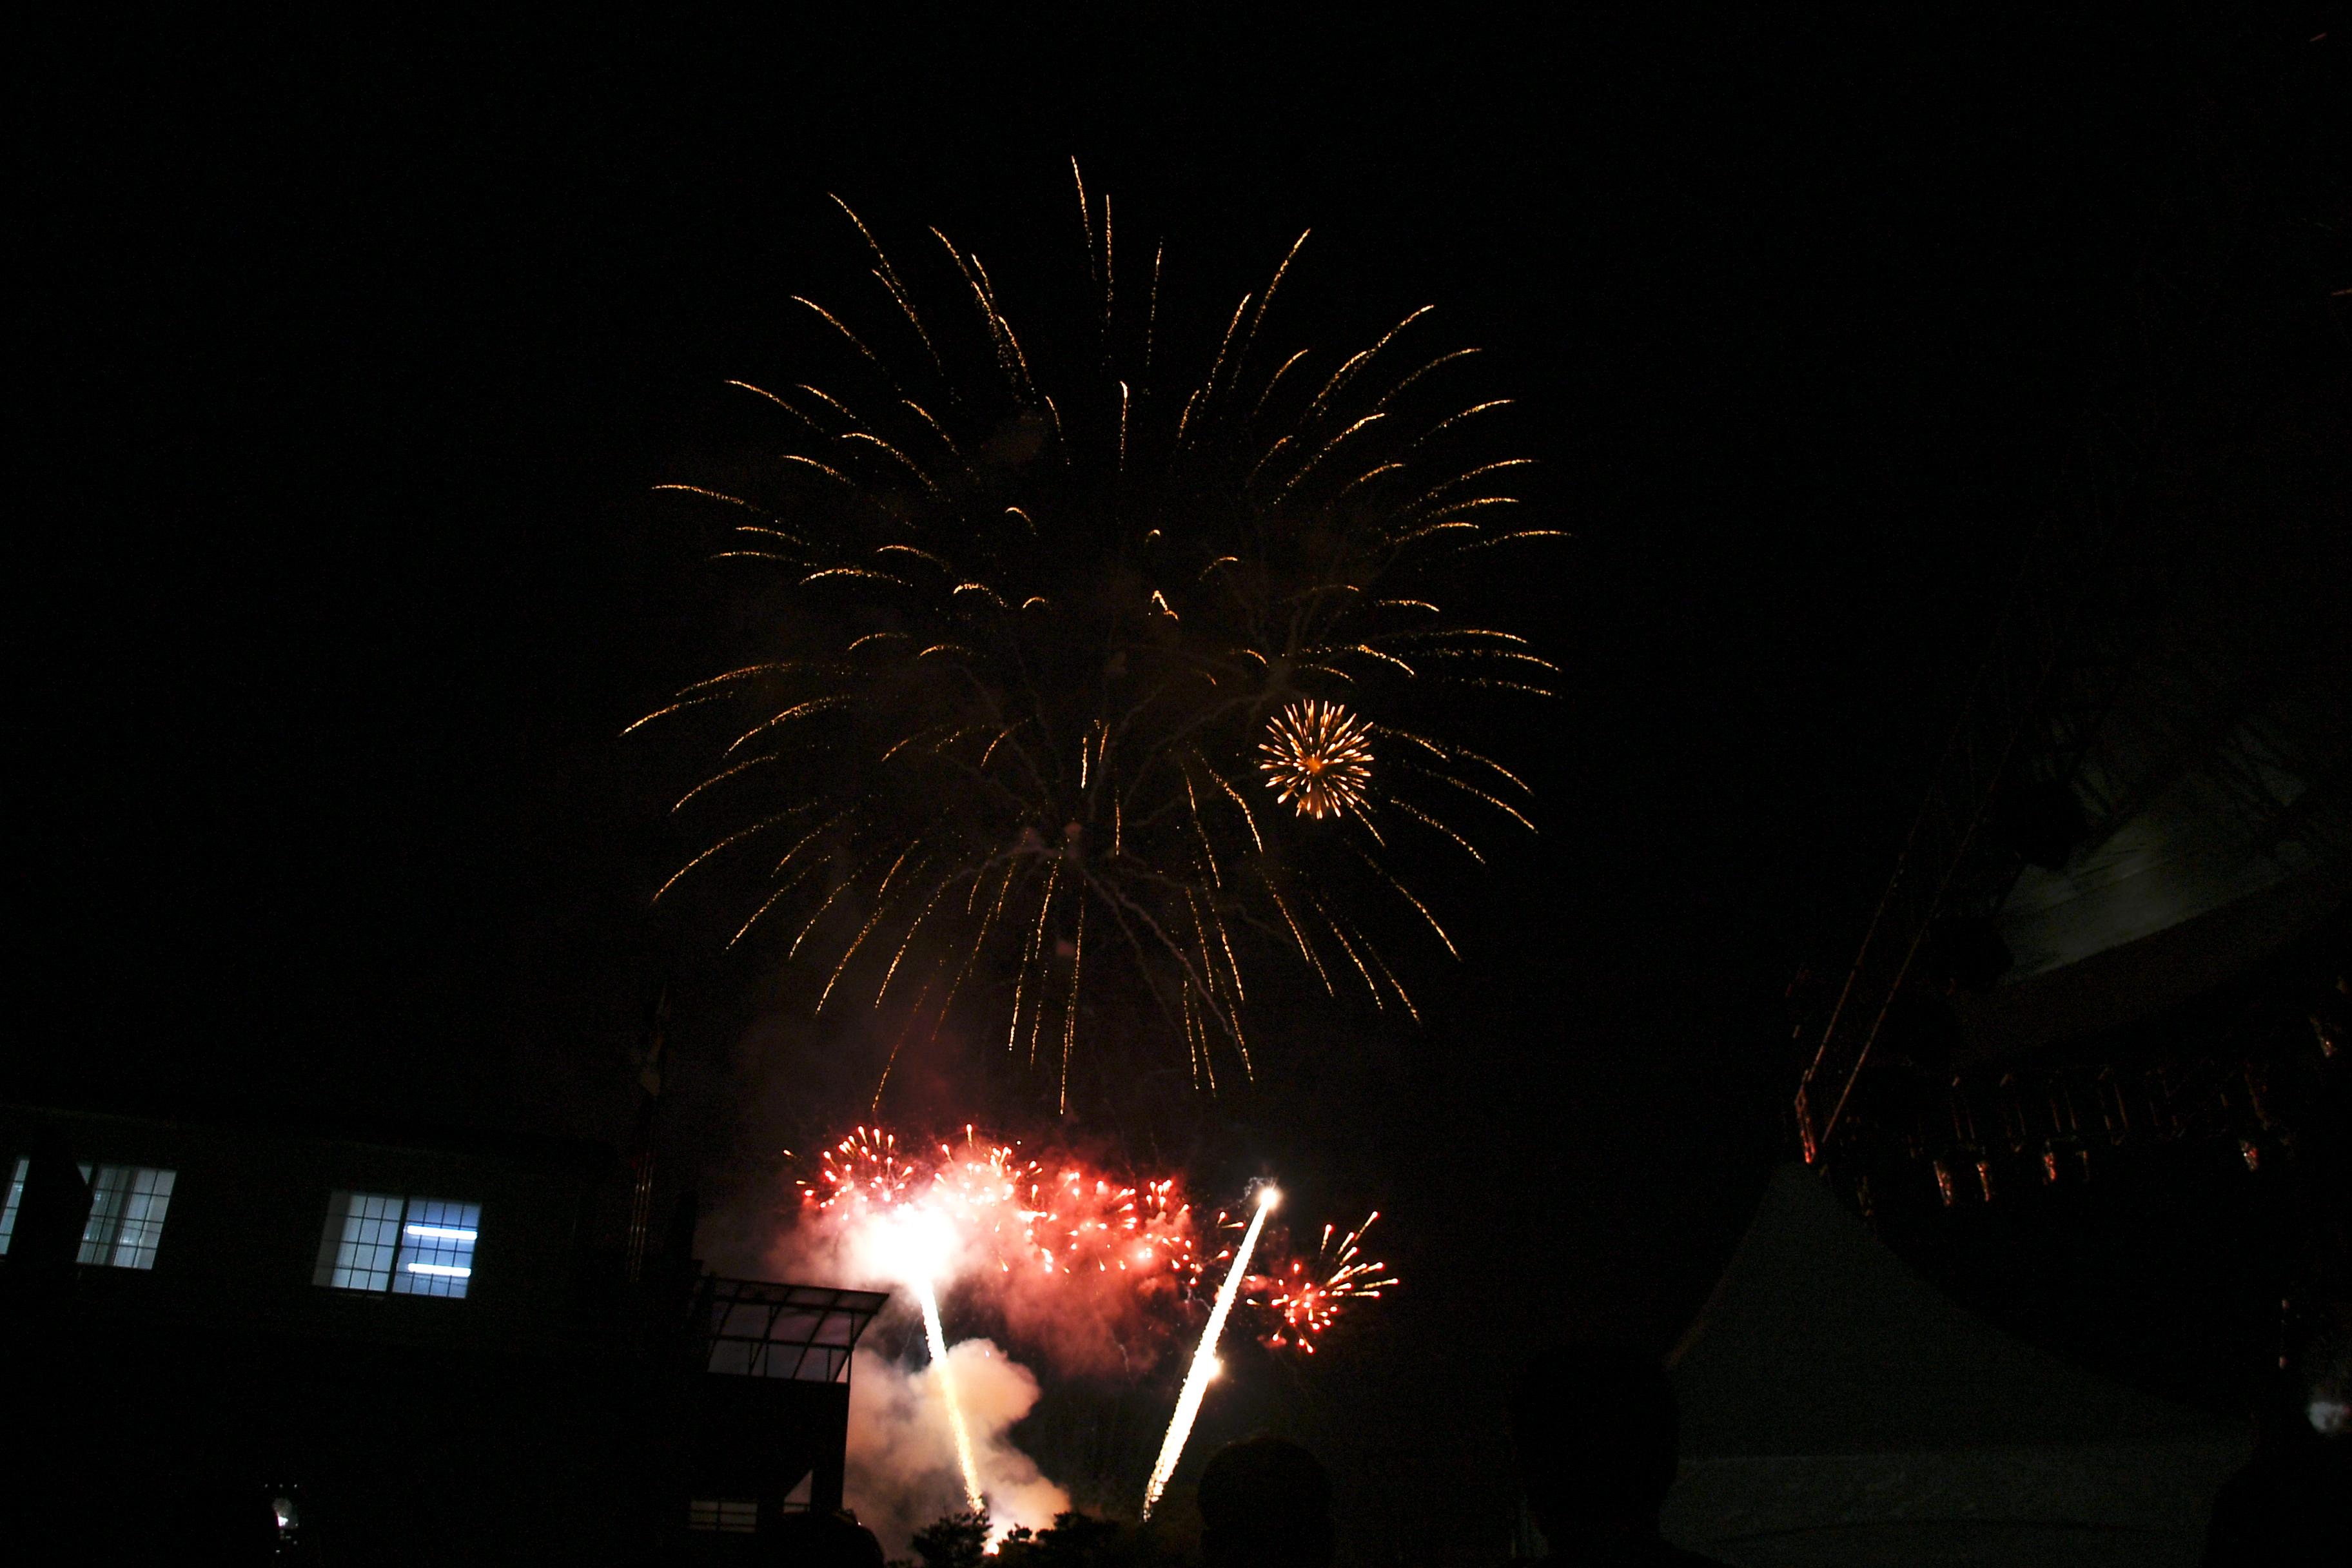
77, 1165, 177, 1269
0, 1155, 26, 1255
687, 1500, 758, 1533
315, 1191, 406, 1291
391, 1198, 480, 1298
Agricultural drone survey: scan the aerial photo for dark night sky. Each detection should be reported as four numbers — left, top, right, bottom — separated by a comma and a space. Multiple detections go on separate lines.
18, 3, 2332, 1538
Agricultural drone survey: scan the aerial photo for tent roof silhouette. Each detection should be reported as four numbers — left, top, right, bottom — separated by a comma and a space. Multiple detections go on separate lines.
1671, 1164, 2213, 1455
1660, 1166, 2244, 1565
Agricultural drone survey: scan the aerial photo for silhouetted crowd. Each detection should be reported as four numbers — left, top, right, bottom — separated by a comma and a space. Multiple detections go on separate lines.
26, 1337, 2342, 1562
818, 1340, 2343, 1568
792, 1346, 1738, 1567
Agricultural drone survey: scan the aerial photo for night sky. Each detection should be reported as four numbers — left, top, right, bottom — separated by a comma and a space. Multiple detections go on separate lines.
20, 5, 2335, 1544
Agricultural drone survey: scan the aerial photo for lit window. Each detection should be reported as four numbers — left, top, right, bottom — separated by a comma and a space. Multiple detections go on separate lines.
687, 1499, 758, 1533
0, 1155, 26, 1255
315, 1191, 482, 1298
77, 1164, 177, 1269
393, 1199, 481, 1297
316, 1190, 405, 1290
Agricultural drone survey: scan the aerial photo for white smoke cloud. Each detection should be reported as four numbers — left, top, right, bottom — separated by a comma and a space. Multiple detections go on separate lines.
846, 1338, 1072, 1556
746, 1141, 1192, 1547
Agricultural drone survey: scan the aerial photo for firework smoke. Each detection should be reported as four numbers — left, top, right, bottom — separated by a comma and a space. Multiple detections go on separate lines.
846, 1186, 988, 1511
785, 1128, 1382, 1363
845, 1340, 1069, 1556
635, 166, 1556, 1110
761, 1130, 1389, 1538
911, 1275, 983, 1511
787, 1128, 1200, 1376
1142, 1184, 1279, 1520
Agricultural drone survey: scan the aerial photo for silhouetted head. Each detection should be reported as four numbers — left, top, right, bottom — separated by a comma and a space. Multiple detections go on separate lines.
769, 1509, 885, 1568
1510, 1344, 1680, 1540
1197, 1435, 1335, 1568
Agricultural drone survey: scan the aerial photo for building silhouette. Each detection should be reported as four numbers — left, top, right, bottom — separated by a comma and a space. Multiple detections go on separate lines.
0, 1102, 887, 1562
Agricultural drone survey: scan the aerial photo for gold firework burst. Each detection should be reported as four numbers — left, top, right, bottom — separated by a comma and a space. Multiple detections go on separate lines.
1259, 700, 1375, 820
634, 166, 1560, 1112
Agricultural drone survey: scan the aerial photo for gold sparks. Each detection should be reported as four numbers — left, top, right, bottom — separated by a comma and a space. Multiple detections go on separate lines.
630, 164, 1554, 1111
1258, 700, 1375, 820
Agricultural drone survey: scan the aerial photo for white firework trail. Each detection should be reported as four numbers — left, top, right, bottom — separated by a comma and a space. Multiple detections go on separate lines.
1141, 1184, 1279, 1520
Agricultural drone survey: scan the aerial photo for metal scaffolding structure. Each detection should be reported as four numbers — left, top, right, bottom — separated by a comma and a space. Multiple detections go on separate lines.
1794, 16, 2349, 1166
700, 1278, 890, 1382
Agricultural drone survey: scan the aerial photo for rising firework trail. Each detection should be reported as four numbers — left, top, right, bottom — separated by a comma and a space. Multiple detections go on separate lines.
794, 1128, 1388, 1368
870, 1200, 987, 1512
1142, 1184, 1279, 1520
912, 1273, 985, 1513
634, 164, 1559, 1110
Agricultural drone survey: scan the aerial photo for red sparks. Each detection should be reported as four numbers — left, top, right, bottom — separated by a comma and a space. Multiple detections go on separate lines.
790, 1128, 1394, 1367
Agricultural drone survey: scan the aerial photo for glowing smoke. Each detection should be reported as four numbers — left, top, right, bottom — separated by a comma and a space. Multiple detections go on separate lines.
910, 1275, 984, 1511
861, 1200, 985, 1511
783, 1130, 1199, 1375
845, 1340, 1070, 1555
761, 1132, 1385, 1540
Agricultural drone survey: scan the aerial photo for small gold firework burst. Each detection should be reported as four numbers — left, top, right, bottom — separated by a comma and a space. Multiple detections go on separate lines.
1259, 700, 1375, 820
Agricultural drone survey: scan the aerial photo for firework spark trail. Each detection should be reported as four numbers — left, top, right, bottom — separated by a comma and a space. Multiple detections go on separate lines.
911, 1273, 986, 1513
789, 1139, 1390, 1537
798, 1128, 1390, 1368
796, 1128, 1209, 1393
1142, 1184, 1279, 1521
1259, 698, 1375, 820
1256, 1211, 1396, 1353
635, 170, 1558, 1108
787, 1134, 1403, 1563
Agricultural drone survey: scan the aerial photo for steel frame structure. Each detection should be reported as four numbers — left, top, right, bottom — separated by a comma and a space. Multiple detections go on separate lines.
700, 1278, 889, 1382
1794, 17, 2346, 1164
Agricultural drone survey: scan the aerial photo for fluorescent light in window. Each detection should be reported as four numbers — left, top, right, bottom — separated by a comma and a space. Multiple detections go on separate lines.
320, 1194, 481, 1297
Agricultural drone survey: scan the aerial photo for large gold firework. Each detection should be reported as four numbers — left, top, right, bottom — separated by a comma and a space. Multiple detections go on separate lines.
632, 165, 1559, 1110
1259, 700, 1374, 820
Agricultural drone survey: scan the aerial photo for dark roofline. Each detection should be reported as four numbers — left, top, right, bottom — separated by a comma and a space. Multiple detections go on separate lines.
0, 1099, 616, 1175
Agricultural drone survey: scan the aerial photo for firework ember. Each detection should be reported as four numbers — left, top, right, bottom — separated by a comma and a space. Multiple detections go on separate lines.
809, 1125, 923, 1206
794, 1128, 1202, 1380
1253, 1211, 1396, 1353
784, 1130, 1391, 1534
801, 1128, 1391, 1363
800, 1128, 1389, 1351
634, 164, 1557, 1108
803, 1129, 1199, 1286
1259, 699, 1375, 820
1142, 1184, 1279, 1520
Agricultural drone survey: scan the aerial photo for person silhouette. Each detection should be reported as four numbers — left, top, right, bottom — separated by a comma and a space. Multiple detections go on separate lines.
770, 1507, 887, 1567
1196, 1435, 1335, 1568
1509, 1345, 1726, 1566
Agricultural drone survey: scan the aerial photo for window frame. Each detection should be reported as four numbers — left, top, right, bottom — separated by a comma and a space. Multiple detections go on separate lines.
686, 1499, 759, 1534
314, 1190, 484, 1299
76, 1162, 179, 1270
0, 1155, 26, 1256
